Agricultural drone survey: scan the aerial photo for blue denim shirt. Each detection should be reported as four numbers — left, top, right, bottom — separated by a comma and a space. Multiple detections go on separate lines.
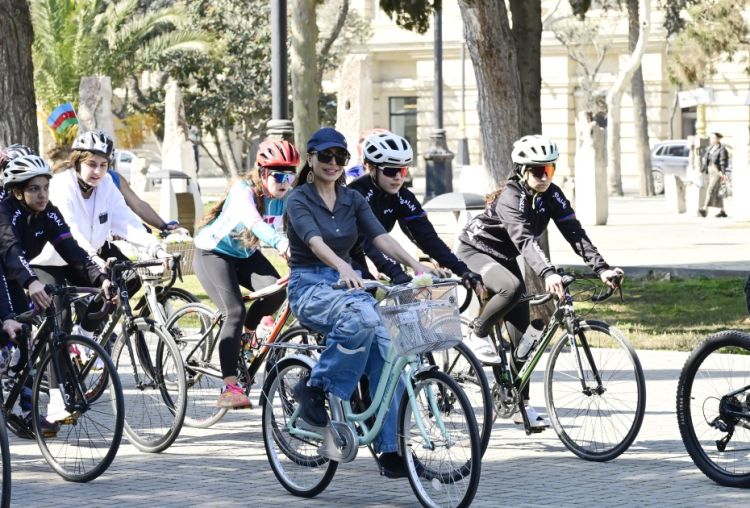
285, 183, 386, 267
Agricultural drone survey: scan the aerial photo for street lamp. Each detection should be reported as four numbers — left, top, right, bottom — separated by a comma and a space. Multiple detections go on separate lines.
424, 5, 454, 201
267, 0, 294, 140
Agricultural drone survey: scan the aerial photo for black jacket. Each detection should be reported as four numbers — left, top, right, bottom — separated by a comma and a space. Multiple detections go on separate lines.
0, 195, 106, 320
348, 175, 469, 280
702, 144, 729, 174
457, 180, 609, 278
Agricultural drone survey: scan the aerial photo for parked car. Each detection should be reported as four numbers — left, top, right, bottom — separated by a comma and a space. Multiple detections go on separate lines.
112, 149, 136, 181
650, 140, 732, 195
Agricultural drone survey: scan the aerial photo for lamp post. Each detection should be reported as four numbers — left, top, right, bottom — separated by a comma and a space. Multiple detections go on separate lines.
456, 42, 470, 166
267, 0, 294, 140
424, 5, 454, 202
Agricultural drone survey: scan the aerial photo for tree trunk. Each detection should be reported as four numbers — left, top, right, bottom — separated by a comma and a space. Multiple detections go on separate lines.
291, 0, 319, 151
0, 0, 38, 150
509, 0, 550, 320
606, 0, 650, 196
510, 0, 542, 136
627, 0, 653, 197
216, 127, 240, 179
457, 0, 522, 185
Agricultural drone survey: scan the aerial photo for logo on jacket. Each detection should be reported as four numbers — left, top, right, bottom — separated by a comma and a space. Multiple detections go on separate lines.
47, 211, 64, 227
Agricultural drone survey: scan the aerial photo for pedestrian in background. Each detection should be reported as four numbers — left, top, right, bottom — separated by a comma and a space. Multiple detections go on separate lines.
699, 132, 729, 218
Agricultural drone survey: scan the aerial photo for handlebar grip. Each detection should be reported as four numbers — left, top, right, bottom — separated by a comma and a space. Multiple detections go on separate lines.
529, 293, 554, 306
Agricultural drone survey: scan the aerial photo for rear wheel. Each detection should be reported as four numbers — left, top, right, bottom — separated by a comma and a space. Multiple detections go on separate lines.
165, 303, 226, 428
0, 411, 10, 507
677, 330, 750, 487
33, 335, 124, 482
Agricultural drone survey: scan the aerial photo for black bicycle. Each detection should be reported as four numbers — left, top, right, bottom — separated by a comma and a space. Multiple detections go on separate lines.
0, 406, 9, 507
484, 271, 646, 461
1, 284, 124, 482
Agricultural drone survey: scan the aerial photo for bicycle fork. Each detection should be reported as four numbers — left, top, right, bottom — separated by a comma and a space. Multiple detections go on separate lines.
564, 311, 605, 396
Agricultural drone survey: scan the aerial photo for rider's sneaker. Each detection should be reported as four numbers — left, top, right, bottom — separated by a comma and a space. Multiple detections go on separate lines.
292, 377, 329, 428
464, 331, 501, 364
513, 404, 550, 429
47, 388, 73, 423
378, 452, 408, 479
217, 384, 252, 409
22, 413, 60, 438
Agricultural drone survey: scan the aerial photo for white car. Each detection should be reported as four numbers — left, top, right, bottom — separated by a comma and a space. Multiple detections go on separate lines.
112, 149, 136, 181
650, 140, 732, 195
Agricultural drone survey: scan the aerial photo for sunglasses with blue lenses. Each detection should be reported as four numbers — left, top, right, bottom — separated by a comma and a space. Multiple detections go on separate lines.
268, 171, 296, 184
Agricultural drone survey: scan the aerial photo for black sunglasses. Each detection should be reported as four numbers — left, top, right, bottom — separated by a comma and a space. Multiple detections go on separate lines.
379, 166, 408, 178
315, 150, 350, 166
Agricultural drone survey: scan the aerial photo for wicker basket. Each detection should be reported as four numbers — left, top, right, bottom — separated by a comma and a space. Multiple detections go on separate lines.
165, 242, 196, 276
378, 282, 462, 357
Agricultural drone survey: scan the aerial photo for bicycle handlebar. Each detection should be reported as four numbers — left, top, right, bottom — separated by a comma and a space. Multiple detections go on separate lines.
331, 277, 457, 292
521, 272, 624, 306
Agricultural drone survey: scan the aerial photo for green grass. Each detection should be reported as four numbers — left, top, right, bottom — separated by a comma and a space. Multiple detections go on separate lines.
172, 253, 747, 352
584, 277, 748, 351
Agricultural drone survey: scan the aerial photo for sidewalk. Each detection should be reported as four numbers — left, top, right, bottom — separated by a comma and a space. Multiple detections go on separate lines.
548, 195, 750, 276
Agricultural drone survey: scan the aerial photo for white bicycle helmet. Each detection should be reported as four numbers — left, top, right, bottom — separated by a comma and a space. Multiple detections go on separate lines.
3, 154, 52, 186
72, 129, 114, 158
511, 135, 559, 166
0, 144, 36, 171
363, 132, 413, 166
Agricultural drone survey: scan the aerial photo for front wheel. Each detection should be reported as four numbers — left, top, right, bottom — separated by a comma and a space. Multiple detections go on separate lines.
545, 320, 646, 462
399, 371, 481, 508
676, 330, 750, 487
261, 357, 337, 497
114, 318, 187, 453
0, 411, 10, 507
32, 335, 124, 482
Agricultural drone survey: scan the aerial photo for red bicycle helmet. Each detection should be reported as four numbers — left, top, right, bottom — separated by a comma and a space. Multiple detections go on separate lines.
256, 140, 301, 168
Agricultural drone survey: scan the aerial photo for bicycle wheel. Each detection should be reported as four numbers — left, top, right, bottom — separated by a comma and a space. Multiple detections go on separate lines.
425, 341, 493, 456
676, 330, 750, 487
545, 319, 646, 461
261, 357, 337, 497
165, 303, 227, 428
112, 318, 187, 453
139, 286, 200, 321
32, 335, 124, 482
0, 411, 10, 508
266, 325, 323, 372
398, 370, 481, 508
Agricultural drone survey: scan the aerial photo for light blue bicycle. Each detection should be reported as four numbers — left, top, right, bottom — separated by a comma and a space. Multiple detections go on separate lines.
260, 281, 481, 508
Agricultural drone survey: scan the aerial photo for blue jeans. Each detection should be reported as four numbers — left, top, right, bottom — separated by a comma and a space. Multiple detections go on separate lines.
288, 266, 399, 453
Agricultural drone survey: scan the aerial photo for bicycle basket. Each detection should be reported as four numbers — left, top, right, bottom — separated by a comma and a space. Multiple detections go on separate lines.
135, 260, 168, 282
165, 242, 195, 276
378, 282, 462, 356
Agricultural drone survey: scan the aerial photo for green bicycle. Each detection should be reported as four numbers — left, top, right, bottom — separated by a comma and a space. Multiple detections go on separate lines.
261, 280, 481, 508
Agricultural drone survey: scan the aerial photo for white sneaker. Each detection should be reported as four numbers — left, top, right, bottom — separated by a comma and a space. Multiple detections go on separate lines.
464, 332, 501, 364
513, 404, 550, 429
71, 325, 95, 362
47, 388, 73, 423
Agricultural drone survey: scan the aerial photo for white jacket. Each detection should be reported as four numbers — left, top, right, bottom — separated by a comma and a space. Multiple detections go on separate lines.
32, 168, 162, 266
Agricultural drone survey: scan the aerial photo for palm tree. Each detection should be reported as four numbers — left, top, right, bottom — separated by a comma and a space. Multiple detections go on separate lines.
31, 0, 211, 113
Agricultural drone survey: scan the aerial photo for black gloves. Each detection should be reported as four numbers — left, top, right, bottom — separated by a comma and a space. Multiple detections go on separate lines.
461, 270, 483, 291
390, 271, 413, 285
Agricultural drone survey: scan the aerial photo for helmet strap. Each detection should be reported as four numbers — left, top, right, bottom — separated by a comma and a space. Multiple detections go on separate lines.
76, 174, 94, 195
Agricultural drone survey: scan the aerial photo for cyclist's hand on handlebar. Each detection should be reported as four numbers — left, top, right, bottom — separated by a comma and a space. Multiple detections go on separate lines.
154, 246, 172, 271
28, 280, 52, 310
337, 264, 365, 289
413, 263, 449, 279
2, 319, 23, 342
600, 268, 624, 289
461, 270, 485, 295
544, 273, 565, 301
102, 279, 119, 305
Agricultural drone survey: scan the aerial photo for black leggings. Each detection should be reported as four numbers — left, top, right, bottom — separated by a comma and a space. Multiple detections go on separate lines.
193, 248, 284, 378
455, 241, 532, 399
32, 242, 139, 334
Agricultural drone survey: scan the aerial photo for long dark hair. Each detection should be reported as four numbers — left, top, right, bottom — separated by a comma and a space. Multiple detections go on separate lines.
199, 170, 265, 249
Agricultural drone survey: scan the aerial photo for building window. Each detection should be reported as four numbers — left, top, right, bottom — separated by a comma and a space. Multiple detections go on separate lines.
389, 97, 418, 163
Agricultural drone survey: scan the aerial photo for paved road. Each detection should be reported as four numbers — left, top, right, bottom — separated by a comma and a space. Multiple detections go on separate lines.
9, 349, 750, 507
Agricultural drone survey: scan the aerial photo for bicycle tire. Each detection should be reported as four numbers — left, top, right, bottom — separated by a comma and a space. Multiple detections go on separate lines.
676, 330, 750, 487
266, 325, 323, 372
425, 340, 493, 457
139, 286, 200, 321
113, 318, 187, 453
165, 303, 227, 428
398, 370, 481, 508
32, 335, 124, 482
261, 357, 337, 497
545, 320, 646, 461
0, 411, 10, 508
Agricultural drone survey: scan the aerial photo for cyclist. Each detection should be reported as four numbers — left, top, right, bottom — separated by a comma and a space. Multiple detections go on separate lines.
30, 130, 169, 339
347, 130, 483, 316
0, 154, 113, 432
455, 134, 623, 429
285, 127, 439, 478
0, 144, 36, 199
193, 139, 299, 409
344, 128, 389, 183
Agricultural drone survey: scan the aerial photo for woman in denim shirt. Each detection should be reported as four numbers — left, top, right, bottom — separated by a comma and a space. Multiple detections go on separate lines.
285, 127, 443, 478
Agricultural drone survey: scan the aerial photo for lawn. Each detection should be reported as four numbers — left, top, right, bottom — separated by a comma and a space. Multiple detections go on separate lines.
172, 252, 748, 352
